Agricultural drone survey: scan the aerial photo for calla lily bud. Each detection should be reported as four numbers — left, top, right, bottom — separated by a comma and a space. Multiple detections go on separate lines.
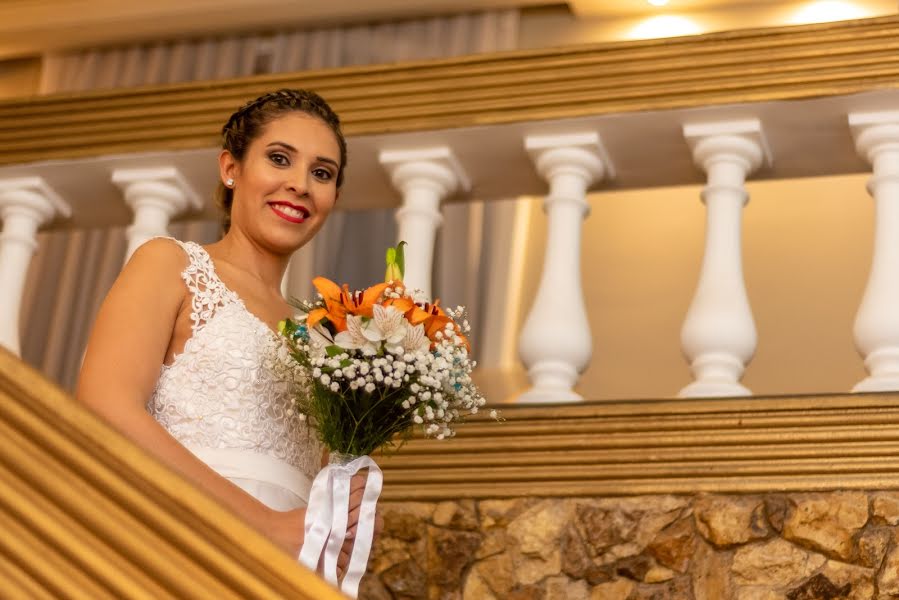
385, 241, 407, 283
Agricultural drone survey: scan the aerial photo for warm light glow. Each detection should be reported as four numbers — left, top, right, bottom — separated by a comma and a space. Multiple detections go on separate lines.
629, 15, 702, 39
789, 1, 869, 24
648, 0, 670, 6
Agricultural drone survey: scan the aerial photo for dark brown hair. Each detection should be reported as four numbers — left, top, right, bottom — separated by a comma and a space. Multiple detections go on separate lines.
217, 88, 347, 233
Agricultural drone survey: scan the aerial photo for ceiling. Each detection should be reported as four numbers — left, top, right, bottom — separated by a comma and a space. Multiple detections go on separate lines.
0, 0, 801, 59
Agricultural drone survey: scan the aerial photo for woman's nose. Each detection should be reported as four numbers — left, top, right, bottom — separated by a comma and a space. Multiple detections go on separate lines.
286, 171, 310, 196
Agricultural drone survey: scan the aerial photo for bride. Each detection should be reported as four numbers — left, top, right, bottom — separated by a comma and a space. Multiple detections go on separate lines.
76, 89, 368, 576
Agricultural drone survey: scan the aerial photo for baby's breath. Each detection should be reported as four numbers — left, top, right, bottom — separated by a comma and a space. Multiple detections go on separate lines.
280, 284, 493, 456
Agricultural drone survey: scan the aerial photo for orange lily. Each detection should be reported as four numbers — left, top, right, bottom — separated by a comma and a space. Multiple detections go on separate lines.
306, 277, 348, 332
307, 277, 391, 333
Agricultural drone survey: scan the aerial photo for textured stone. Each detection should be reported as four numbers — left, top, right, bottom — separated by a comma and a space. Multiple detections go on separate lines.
857, 527, 892, 569
692, 542, 732, 600
821, 561, 876, 600
632, 576, 692, 600
561, 523, 592, 579
765, 496, 790, 533
476, 528, 511, 560
358, 572, 393, 600
514, 553, 562, 587
782, 493, 869, 561
736, 588, 785, 600
616, 555, 654, 581
370, 536, 414, 574
463, 567, 498, 600
381, 558, 427, 598
507, 500, 569, 585
433, 500, 479, 531
480, 498, 539, 529
577, 497, 688, 562
786, 573, 851, 600
591, 579, 635, 600
871, 492, 899, 526
509, 501, 573, 560
732, 539, 826, 587
545, 575, 590, 600
585, 563, 617, 586
474, 552, 515, 598
507, 583, 546, 600
694, 496, 769, 548
427, 526, 481, 588
383, 506, 427, 542
878, 544, 899, 595
643, 566, 676, 584
577, 504, 639, 556
647, 517, 696, 572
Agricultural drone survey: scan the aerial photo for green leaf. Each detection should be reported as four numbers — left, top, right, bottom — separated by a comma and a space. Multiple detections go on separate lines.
325, 345, 344, 357
395, 241, 406, 278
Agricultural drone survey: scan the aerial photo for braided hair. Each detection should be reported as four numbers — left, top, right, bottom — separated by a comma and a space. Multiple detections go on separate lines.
217, 89, 347, 233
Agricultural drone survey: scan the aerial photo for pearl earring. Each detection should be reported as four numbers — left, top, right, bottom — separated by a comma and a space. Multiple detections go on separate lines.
225, 178, 234, 187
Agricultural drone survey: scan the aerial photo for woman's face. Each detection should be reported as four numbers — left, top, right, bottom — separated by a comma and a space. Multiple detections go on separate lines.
221, 112, 341, 254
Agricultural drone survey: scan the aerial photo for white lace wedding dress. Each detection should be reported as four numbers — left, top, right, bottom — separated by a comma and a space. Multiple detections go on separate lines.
146, 239, 321, 511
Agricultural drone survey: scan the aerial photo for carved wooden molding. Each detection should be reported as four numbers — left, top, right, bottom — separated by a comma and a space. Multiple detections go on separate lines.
378, 394, 899, 500
0, 348, 343, 599
2, 16, 899, 166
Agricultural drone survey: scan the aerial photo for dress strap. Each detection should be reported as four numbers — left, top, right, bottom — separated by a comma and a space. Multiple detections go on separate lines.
168, 239, 233, 333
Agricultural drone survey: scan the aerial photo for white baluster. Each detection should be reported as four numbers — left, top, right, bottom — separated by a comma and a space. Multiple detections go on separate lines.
517, 133, 612, 403
112, 167, 201, 263
849, 111, 899, 392
679, 120, 770, 398
379, 148, 469, 298
0, 177, 70, 356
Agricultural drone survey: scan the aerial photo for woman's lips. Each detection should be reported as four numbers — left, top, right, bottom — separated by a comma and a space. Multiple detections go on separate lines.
269, 202, 310, 223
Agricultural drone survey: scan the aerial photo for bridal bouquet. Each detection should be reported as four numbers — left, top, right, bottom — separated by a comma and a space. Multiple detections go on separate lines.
279, 243, 488, 597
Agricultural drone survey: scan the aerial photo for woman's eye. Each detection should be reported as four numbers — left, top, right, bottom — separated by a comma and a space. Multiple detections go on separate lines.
313, 168, 333, 181
269, 152, 289, 166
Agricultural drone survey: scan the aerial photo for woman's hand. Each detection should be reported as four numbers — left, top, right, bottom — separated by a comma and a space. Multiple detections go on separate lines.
337, 472, 384, 580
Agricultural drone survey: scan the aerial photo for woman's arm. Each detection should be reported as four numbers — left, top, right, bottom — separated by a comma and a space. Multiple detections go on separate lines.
76, 239, 303, 552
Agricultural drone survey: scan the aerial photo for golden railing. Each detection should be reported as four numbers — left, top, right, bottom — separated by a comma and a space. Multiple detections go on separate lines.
1, 15, 899, 165
0, 348, 343, 599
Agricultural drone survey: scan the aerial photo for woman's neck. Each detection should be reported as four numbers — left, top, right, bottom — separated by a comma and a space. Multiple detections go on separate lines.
208, 230, 289, 294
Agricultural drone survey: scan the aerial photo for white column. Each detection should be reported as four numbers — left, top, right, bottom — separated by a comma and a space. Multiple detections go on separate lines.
111, 167, 201, 263
849, 111, 899, 392
517, 133, 612, 403
379, 148, 469, 298
679, 120, 770, 398
0, 177, 70, 356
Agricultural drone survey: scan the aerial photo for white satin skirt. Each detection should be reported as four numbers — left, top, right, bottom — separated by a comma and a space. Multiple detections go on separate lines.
188, 445, 313, 511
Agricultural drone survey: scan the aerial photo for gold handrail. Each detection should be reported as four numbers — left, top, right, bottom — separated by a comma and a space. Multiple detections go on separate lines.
2, 16, 899, 165
0, 348, 344, 599
378, 393, 899, 500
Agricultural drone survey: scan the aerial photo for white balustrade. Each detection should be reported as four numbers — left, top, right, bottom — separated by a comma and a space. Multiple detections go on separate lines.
111, 167, 201, 263
0, 177, 70, 355
516, 133, 612, 403
379, 148, 469, 298
679, 120, 770, 398
849, 111, 899, 392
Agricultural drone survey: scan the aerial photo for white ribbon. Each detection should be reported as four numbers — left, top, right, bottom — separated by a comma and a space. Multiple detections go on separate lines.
298, 454, 383, 598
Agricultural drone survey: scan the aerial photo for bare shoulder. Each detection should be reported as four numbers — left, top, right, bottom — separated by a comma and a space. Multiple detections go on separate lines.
112, 238, 190, 306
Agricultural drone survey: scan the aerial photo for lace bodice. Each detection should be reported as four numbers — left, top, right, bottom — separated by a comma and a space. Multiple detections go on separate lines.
147, 239, 320, 482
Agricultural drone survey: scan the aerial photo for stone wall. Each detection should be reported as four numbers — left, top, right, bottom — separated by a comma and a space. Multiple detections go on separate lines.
359, 492, 899, 600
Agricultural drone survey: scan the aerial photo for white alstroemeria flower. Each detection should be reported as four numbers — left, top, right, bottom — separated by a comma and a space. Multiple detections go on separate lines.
364, 304, 407, 347
334, 314, 379, 356
401, 323, 431, 354
308, 325, 334, 354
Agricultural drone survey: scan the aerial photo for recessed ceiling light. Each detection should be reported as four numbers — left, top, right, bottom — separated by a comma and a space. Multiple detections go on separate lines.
790, 1, 868, 24
629, 15, 702, 39
648, 0, 670, 6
